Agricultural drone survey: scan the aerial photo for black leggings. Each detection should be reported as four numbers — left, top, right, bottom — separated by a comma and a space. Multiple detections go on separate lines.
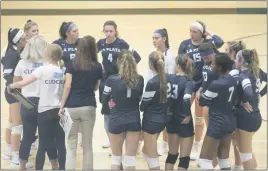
35, 108, 66, 170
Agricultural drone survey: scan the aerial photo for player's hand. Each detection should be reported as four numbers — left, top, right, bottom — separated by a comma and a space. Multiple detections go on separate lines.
58, 108, 65, 119
195, 90, 201, 103
241, 102, 253, 113
108, 99, 116, 109
7, 84, 15, 95
181, 116, 191, 124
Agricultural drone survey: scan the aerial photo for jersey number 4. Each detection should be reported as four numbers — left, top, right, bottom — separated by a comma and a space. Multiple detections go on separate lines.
108, 53, 113, 62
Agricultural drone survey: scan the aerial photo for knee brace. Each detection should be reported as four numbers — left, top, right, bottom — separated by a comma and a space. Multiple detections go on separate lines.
111, 155, 122, 166
218, 158, 231, 169
11, 125, 23, 135
123, 155, 136, 167
165, 153, 179, 164
6, 122, 13, 130
198, 158, 214, 169
239, 152, 252, 162
178, 156, 190, 169
195, 116, 204, 125
147, 157, 159, 169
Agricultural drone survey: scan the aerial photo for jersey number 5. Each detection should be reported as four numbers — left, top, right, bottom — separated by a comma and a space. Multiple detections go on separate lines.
228, 86, 234, 102
108, 53, 113, 62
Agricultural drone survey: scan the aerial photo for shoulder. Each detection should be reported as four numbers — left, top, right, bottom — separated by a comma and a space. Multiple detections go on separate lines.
97, 38, 105, 45
107, 74, 120, 81
166, 49, 175, 58
180, 39, 191, 45
116, 38, 127, 44
52, 38, 64, 45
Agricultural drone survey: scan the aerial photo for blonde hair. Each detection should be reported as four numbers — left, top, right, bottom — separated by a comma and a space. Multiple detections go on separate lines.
20, 35, 48, 62
242, 49, 259, 80
176, 54, 193, 78
46, 44, 64, 68
24, 20, 38, 32
117, 50, 139, 89
149, 51, 167, 104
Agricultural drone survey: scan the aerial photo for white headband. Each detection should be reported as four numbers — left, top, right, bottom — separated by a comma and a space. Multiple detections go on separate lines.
191, 22, 204, 33
12, 30, 24, 44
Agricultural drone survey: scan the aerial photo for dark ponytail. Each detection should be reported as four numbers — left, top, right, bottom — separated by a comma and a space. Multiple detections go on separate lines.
162, 28, 170, 49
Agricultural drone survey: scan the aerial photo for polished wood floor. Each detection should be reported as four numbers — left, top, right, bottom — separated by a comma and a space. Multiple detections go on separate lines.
1, 14, 267, 169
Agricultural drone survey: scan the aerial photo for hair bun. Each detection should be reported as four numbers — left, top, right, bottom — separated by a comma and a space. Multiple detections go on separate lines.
27, 20, 32, 23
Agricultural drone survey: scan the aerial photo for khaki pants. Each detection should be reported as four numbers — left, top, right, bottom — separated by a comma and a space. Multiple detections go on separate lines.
65, 106, 96, 170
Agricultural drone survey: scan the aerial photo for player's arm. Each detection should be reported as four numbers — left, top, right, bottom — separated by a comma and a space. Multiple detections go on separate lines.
178, 40, 188, 55
13, 61, 23, 83
240, 74, 253, 103
183, 80, 194, 116
101, 77, 113, 114
206, 32, 224, 48
199, 81, 218, 107
2, 52, 18, 83
138, 76, 145, 102
259, 68, 267, 97
140, 81, 155, 112
122, 41, 141, 64
9, 73, 38, 90
94, 63, 103, 91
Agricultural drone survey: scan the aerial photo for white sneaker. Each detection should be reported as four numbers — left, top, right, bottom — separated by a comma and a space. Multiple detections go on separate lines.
190, 142, 201, 160
102, 140, 111, 148
10, 152, 20, 170
3, 151, 12, 160
158, 141, 168, 156
214, 165, 220, 170
26, 162, 34, 169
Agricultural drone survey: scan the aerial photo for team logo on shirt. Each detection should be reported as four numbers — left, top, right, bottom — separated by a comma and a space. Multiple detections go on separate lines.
33, 63, 43, 68
45, 72, 64, 84
53, 72, 64, 79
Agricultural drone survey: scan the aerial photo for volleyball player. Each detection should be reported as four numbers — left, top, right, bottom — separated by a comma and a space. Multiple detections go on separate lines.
198, 53, 237, 170
97, 20, 141, 149
8, 44, 66, 170
13, 35, 47, 170
59, 36, 102, 170
178, 21, 224, 160
233, 49, 266, 169
53, 21, 79, 67
140, 51, 171, 170
101, 50, 144, 170
1, 28, 27, 168
148, 28, 176, 155
165, 54, 194, 170
24, 20, 39, 40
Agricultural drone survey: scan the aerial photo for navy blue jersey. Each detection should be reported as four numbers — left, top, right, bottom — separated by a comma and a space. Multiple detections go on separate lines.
200, 75, 237, 116
201, 64, 218, 91
53, 38, 79, 66
168, 75, 194, 122
236, 69, 265, 113
140, 74, 172, 123
64, 60, 103, 108
97, 38, 141, 79
102, 74, 144, 124
1, 44, 21, 85
178, 35, 224, 82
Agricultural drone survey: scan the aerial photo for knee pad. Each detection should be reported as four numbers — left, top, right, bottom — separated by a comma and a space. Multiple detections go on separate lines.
218, 158, 231, 169
198, 158, 214, 169
165, 153, 178, 164
6, 122, 13, 130
123, 155, 136, 167
11, 125, 23, 135
111, 155, 122, 166
147, 157, 159, 169
195, 116, 204, 125
239, 152, 252, 162
178, 156, 190, 169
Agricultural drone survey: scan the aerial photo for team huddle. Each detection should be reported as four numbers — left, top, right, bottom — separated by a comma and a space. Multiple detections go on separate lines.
1, 19, 267, 170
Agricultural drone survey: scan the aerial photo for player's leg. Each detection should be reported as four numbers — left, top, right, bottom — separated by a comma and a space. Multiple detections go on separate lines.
109, 131, 125, 170
217, 134, 232, 170
165, 133, 179, 170
10, 102, 22, 169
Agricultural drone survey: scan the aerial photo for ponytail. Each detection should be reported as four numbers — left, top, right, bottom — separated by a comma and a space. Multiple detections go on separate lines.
157, 58, 167, 104
162, 28, 170, 49
58, 59, 65, 69
249, 49, 259, 80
